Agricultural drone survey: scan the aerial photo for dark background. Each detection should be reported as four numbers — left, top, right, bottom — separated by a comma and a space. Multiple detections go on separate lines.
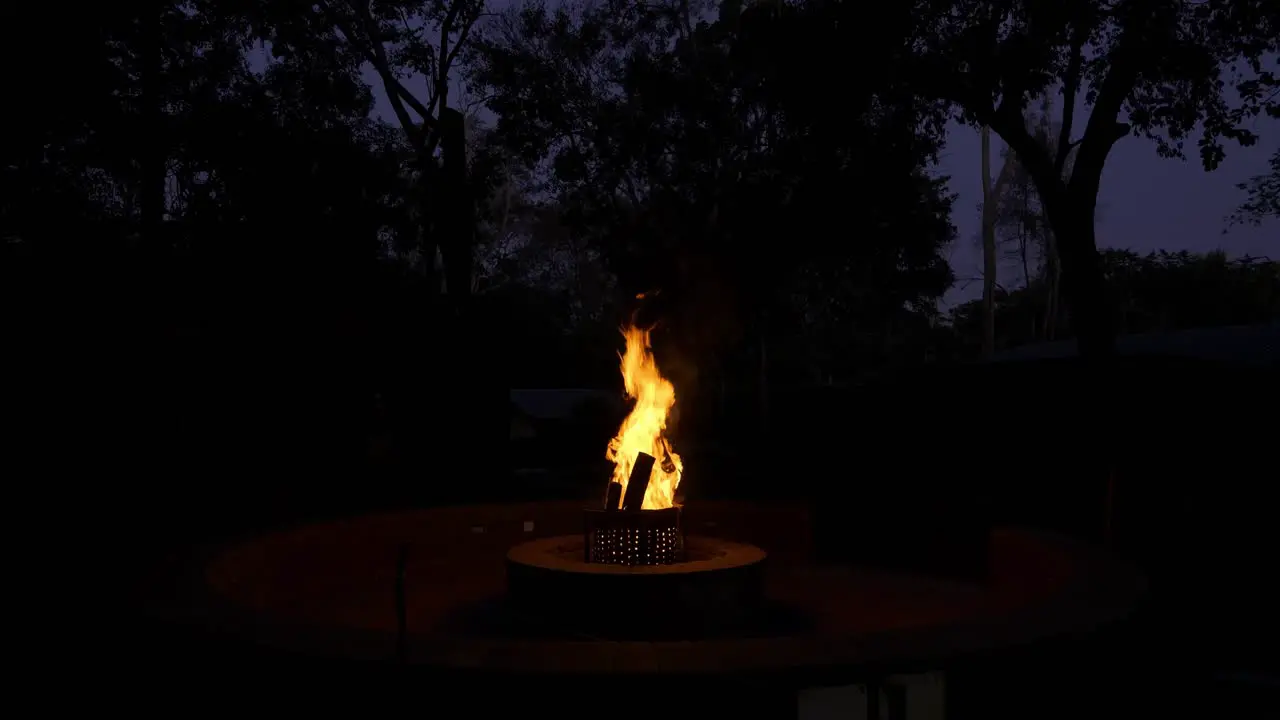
3, 0, 1278, 705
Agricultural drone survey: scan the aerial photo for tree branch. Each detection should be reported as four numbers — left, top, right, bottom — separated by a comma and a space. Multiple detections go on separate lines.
443, 6, 484, 84
990, 143, 1021, 199
988, 106, 1065, 214
433, 1, 466, 115
1055, 22, 1087, 177
319, 0, 437, 147
423, 1, 481, 158
1070, 1, 1154, 198
355, 2, 437, 126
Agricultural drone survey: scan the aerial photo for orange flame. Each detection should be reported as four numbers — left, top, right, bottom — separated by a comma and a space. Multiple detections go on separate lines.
606, 325, 683, 509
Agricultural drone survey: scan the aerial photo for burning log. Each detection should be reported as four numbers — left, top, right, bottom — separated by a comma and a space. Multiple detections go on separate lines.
661, 449, 676, 474
604, 482, 623, 511
622, 451, 656, 510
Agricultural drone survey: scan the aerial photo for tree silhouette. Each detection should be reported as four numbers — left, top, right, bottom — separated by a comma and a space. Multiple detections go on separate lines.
207, 0, 492, 299
471, 0, 957, 401
1229, 147, 1280, 227
6, 0, 1277, 524
866, 0, 1280, 357
990, 98, 1082, 342
948, 249, 1279, 354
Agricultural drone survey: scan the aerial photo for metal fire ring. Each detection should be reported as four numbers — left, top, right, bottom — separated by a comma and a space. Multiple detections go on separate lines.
582, 506, 685, 565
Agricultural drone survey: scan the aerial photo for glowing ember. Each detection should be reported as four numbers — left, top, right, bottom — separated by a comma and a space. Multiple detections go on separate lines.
606, 325, 683, 510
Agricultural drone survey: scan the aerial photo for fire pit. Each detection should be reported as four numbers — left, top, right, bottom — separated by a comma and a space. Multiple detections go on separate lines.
582, 506, 684, 565
507, 526, 767, 639
137, 325, 1147, 716
151, 502, 1146, 718
499, 324, 772, 638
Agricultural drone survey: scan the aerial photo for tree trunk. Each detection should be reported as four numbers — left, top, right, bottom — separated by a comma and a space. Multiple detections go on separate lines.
979, 127, 998, 359
439, 108, 474, 302
989, 119, 1116, 359
415, 164, 439, 297
757, 309, 770, 437
1018, 194, 1032, 291
1042, 228, 1061, 341
1050, 196, 1115, 359
140, 4, 166, 253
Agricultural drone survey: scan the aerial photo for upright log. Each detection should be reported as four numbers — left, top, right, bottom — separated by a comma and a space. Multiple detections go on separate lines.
622, 452, 656, 511
604, 482, 623, 511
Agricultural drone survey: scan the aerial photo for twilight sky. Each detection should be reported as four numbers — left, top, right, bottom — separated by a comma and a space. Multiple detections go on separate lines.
352, 50, 1278, 310
941, 116, 1278, 307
